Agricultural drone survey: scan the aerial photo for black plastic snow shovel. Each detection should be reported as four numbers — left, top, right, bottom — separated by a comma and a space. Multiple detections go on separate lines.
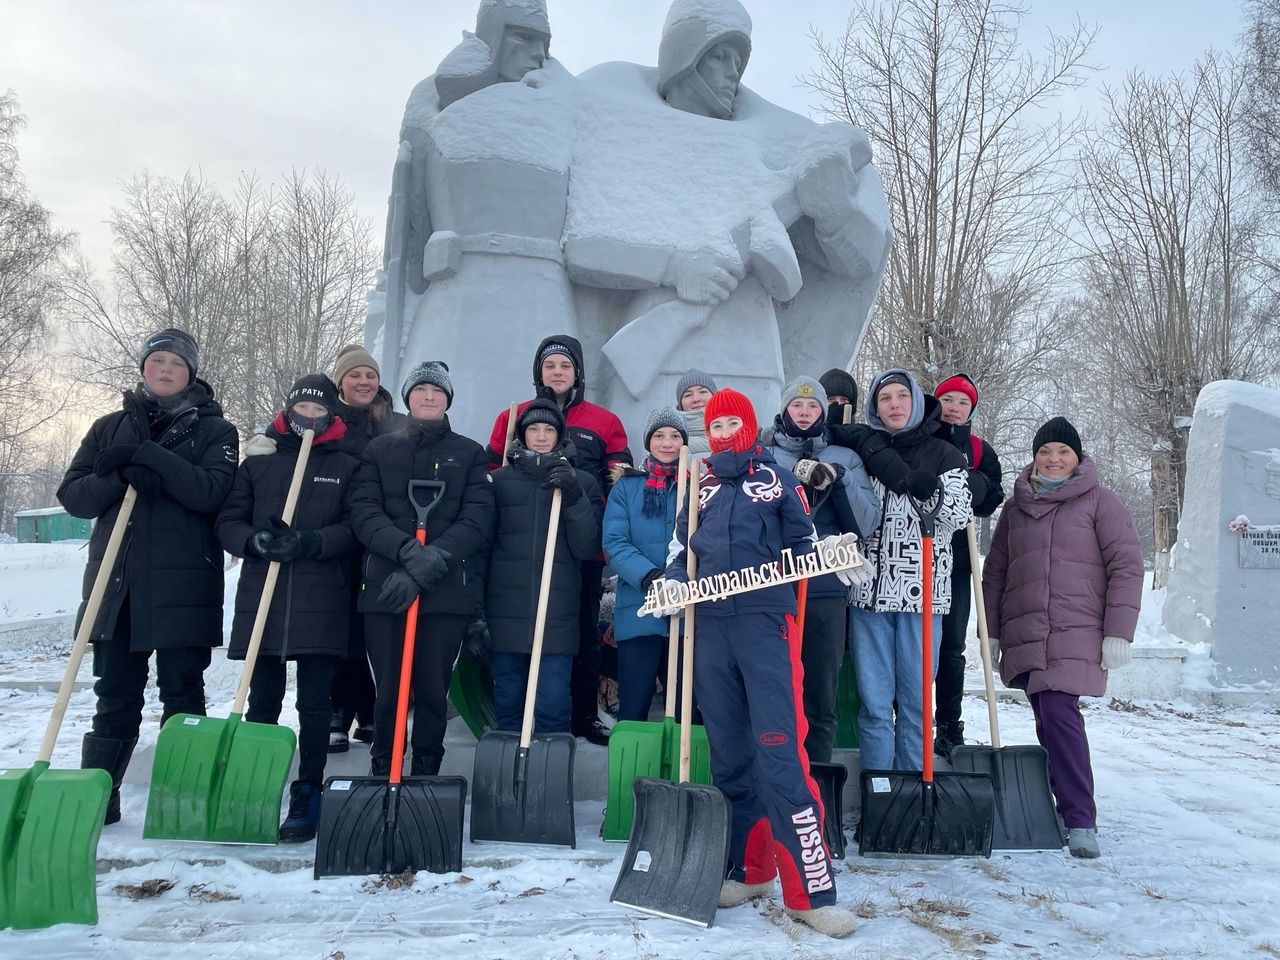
314, 479, 467, 877
146, 431, 315, 845
859, 485, 995, 859
795, 576, 847, 860
470, 487, 577, 848
949, 524, 1063, 850
611, 459, 730, 928
0, 489, 132, 929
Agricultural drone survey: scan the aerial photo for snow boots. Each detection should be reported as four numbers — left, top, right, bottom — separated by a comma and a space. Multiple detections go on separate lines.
1067, 827, 1100, 859
81, 732, 137, 825
718, 879, 775, 908
329, 710, 350, 754
933, 720, 965, 759
279, 781, 323, 843
410, 754, 441, 777
785, 904, 858, 939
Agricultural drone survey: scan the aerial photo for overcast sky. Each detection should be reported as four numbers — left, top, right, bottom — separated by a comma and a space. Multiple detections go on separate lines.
2, 0, 1247, 277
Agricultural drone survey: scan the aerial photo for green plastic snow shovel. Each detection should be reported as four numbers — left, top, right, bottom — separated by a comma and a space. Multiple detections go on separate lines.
604, 447, 712, 842
0, 488, 133, 929
612, 459, 730, 927
143, 431, 314, 844
472, 488, 578, 848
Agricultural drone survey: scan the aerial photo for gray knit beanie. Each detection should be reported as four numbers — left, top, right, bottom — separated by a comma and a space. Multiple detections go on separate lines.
643, 406, 690, 449
675, 368, 718, 409
779, 375, 828, 415
139, 328, 199, 379
400, 360, 454, 408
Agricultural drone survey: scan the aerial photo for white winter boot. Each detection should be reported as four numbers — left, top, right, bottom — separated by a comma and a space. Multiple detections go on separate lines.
1068, 827, 1100, 859
718, 879, 775, 908
785, 904, 858, 938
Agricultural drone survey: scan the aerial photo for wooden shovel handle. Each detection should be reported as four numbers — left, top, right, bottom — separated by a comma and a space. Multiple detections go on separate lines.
679, 460, 701, 784
231, 428, 315, 715
500, 401, 519, 468
663, 446, 690, 720
520, 488, 563, 749
39, 486, 139, 763
967, 522, 1000, 749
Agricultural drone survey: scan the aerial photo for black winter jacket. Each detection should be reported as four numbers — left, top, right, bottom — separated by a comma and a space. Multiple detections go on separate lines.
57, 381, 238, 651
485, 441, 604, 656
333, 386, 408, 459
932, 420, 1004, 574
349, 415, 495, 616
217, 416, 360, 660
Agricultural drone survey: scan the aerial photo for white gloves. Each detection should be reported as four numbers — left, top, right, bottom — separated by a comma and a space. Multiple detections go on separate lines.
816, 533, 870, 588
1101, 635, 1132, 670
986, 637, 1000, 665
244, 434, 277, 457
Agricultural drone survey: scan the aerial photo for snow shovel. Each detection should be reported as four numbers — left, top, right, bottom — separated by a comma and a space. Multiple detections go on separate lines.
949, 523, 1063, 849
471, 488, 577, 848
144, 431, 316, 845
611, 459, 730, 928
314, 479, 467, 877
796, 577, 847, 860
859, 484, 995, 859
0, 490, 133, 929
604, 447, 712, 842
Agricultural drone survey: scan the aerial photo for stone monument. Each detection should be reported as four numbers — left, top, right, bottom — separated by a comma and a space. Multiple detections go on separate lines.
367, 0, 892, 442
1163, 379, 1280, 685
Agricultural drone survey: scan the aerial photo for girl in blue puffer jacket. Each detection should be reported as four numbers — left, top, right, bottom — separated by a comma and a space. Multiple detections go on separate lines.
602, 407, 688, 723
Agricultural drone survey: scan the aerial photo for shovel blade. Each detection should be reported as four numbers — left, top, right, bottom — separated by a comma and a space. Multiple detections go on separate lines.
610, 777, 729, 928
603, 717, 712, 841
448, 648, 496, 741
313, 776, 467, 878
950, 744, 1064, 850
470, 730, 576, 848
809, 761, 848, 860
144, 713, 296, 844
859, 769, 994, 859
0, 762, 110, 929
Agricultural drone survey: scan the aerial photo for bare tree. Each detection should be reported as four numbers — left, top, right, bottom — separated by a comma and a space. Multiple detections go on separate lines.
1242, 0, 1280, 197
65, 169, 377, 437
804, 0, 1098, 461
0, 91, 74, 532
1074, 53, 1280, 586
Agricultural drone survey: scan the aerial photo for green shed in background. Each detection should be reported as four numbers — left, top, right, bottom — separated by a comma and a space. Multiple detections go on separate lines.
14, 506, 92, 543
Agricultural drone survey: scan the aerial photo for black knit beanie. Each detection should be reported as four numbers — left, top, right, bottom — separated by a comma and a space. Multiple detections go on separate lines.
1033, 416, 1083, 462
516, 398, 566, 443
285, 373, 338, 437
139, 328, 199, 379
818, 368, 858, 415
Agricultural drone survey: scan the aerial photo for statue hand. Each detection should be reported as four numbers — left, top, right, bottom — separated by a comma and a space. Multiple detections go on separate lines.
663, 249, 745, 305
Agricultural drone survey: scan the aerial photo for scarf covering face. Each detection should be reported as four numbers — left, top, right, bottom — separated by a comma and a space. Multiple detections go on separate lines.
642, 456, 679, 517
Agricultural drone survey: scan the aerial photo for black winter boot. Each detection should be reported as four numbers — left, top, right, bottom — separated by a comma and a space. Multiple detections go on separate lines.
329, 709, 351, 754
410, 754, 442, 777
933, 721, 965, 760
369, 756, 393, 777
81, 733, 137, 825
279, 781, 323, 843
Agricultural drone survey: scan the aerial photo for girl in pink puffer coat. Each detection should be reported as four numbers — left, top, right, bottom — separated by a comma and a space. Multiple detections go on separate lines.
982, 417, 1143, 858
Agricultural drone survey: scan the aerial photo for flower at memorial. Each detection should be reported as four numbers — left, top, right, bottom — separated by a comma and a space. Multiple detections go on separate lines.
1228, 515, 1251, 534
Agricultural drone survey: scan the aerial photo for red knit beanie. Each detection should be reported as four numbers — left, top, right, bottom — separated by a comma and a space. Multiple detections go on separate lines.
704, 388, 759, 454
934, 373, 978, 410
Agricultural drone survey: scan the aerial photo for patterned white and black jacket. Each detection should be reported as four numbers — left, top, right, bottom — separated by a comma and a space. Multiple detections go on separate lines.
850, 372, 972, 614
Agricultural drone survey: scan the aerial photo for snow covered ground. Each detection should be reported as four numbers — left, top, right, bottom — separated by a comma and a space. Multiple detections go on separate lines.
2, 542, 1278, 959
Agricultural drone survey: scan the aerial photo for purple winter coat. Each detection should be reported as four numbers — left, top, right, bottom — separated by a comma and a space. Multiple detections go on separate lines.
982, 457, 1143, 697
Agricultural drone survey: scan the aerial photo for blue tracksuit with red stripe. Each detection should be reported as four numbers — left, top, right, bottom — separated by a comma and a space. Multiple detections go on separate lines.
665, 444, 837, 910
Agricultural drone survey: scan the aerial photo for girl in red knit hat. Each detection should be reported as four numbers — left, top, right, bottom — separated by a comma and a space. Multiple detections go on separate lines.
663, 388, 860, 939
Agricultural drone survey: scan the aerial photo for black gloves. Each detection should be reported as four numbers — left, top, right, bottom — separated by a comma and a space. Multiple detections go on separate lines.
94, 444, 140, 478
640, 568, 663, 592
121, 464, 164, 498
248, 516, 322, 563
463, 617, 492, 666
378, 568, 420, 614
793, 459, 843, 491
542, 461, 583, 503
398, 540, 452, 590
830, 424, 911, 497
905, 470, 940, 501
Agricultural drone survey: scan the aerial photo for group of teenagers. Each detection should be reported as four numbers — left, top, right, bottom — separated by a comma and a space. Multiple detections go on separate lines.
58, 325, 1144, 940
